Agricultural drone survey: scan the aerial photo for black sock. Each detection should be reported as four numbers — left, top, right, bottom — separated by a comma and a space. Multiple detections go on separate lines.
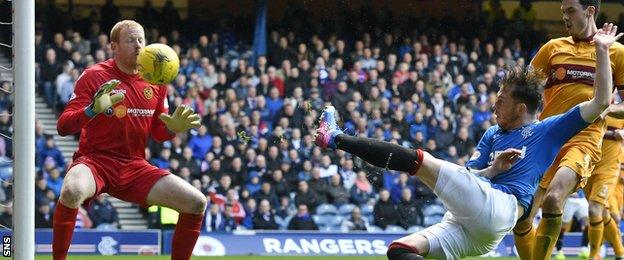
386, 248, 424, 260
335, 134, 422, 174
583, 226, 589, 247
556, 229, 565, 251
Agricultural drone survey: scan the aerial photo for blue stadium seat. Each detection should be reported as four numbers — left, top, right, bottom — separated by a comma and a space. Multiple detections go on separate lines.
385, 225, 406, 233
338, 203, 357, 216
327, 215, 344, 227
423, 215, 444, 227
367, 225, 383, 233
422, 204, 446, 216
407, 225, 425, 233
316, 203, 339, 215
274, 215, 284, 225
319, 226, 334, 232
360, 204, 374, 216
279, 215, 293, 230
313, 214, 332, 227
95, 224, 118, 230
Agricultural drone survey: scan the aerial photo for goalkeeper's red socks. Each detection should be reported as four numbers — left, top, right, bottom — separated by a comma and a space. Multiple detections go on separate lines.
53, 202, 79, 260
171, 213, 204, 260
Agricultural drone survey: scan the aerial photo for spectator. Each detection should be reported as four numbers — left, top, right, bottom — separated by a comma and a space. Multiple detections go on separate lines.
453, 127, 475, 158
271, 170, 290, 198
36, 202, 54, 228
0, 201, 12, 228
37, 135, 65, 170
252, 199, 279, 230
245, 172, 262, 195
187, 125, 212, 160
350, 171, 375, 205
374, 189, 398, 229
35, 176, 50, 205
434, 119, 455, 151
204, 203, 226, 232
241, 198, 257, 229
307, 169, 329, 204
294, 181, 319, 212
57, 68, 79, 108
75, 206, 93, 229
253, 182, 278, 207
39, 47, 63, 109
87, 195, 119, 229
397, 188, 423, 229
46, 167, 64, 197
178, 147, 200, 178
275, 196, 296, 219
221, 203, 239, 231
341, 207, 369, 231
327, 173, 350, 206
287, 204, 318, 230
339, 159, 357, 190
390, 173, 415, 204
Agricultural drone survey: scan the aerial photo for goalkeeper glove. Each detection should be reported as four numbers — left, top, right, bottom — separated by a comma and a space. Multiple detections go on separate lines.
159, 105, 201, 133
85, 79, 124, 117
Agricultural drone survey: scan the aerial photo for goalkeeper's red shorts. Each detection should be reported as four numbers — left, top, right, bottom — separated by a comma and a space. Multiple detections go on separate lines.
70, 152, 169, 208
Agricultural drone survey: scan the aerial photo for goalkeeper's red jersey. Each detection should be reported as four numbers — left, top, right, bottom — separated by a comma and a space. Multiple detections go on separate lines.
57, 59, 174, 159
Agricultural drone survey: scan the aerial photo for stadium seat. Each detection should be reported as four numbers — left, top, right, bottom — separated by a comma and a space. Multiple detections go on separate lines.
95, 224, 118, 230
367, 225, 383, 233
279, 215, 293, 230
316, 203, 339, 215
319, 225, 338, 232
313, 214, 332, 227
385, 225, 406, 233
274, 215, 284, 225
327, 215, 344, 227
338, 203, 357, 216
423, 215, 444, 227
422, 204, 446, 216
360, 204, 374, 216
407, 225, 425, 233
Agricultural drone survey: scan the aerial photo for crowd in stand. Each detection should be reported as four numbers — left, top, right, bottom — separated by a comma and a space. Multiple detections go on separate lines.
17, 0, 624, 232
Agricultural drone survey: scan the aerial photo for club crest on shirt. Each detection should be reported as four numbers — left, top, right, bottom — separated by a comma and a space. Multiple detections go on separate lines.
521, 126, 534, 139
143, 86, 154, 100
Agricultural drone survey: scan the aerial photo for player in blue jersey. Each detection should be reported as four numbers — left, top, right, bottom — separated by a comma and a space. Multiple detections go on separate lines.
314, 25, 621, 259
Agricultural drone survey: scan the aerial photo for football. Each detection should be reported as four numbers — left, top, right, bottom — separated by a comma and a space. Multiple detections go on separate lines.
137, 43, 180, 85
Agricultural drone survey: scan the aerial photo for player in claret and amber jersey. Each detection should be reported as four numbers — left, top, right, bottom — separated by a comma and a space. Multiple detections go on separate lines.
512, 0, 624, 258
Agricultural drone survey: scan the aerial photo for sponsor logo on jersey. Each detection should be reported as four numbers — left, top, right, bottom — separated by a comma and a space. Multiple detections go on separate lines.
546, 64, 596, 88
488, 146, 527, 166
127, 108, 155, 117
108, 105, 156, 118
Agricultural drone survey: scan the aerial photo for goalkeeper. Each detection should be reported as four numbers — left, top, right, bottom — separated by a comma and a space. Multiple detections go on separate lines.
55, 20, 204, 260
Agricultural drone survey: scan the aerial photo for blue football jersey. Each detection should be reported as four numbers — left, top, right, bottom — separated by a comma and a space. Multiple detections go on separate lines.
466, 105, 590, 211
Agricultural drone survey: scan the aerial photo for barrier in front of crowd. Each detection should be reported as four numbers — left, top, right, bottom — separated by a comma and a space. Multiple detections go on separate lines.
0, 229, 618, 256
0, 230, 161, 255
